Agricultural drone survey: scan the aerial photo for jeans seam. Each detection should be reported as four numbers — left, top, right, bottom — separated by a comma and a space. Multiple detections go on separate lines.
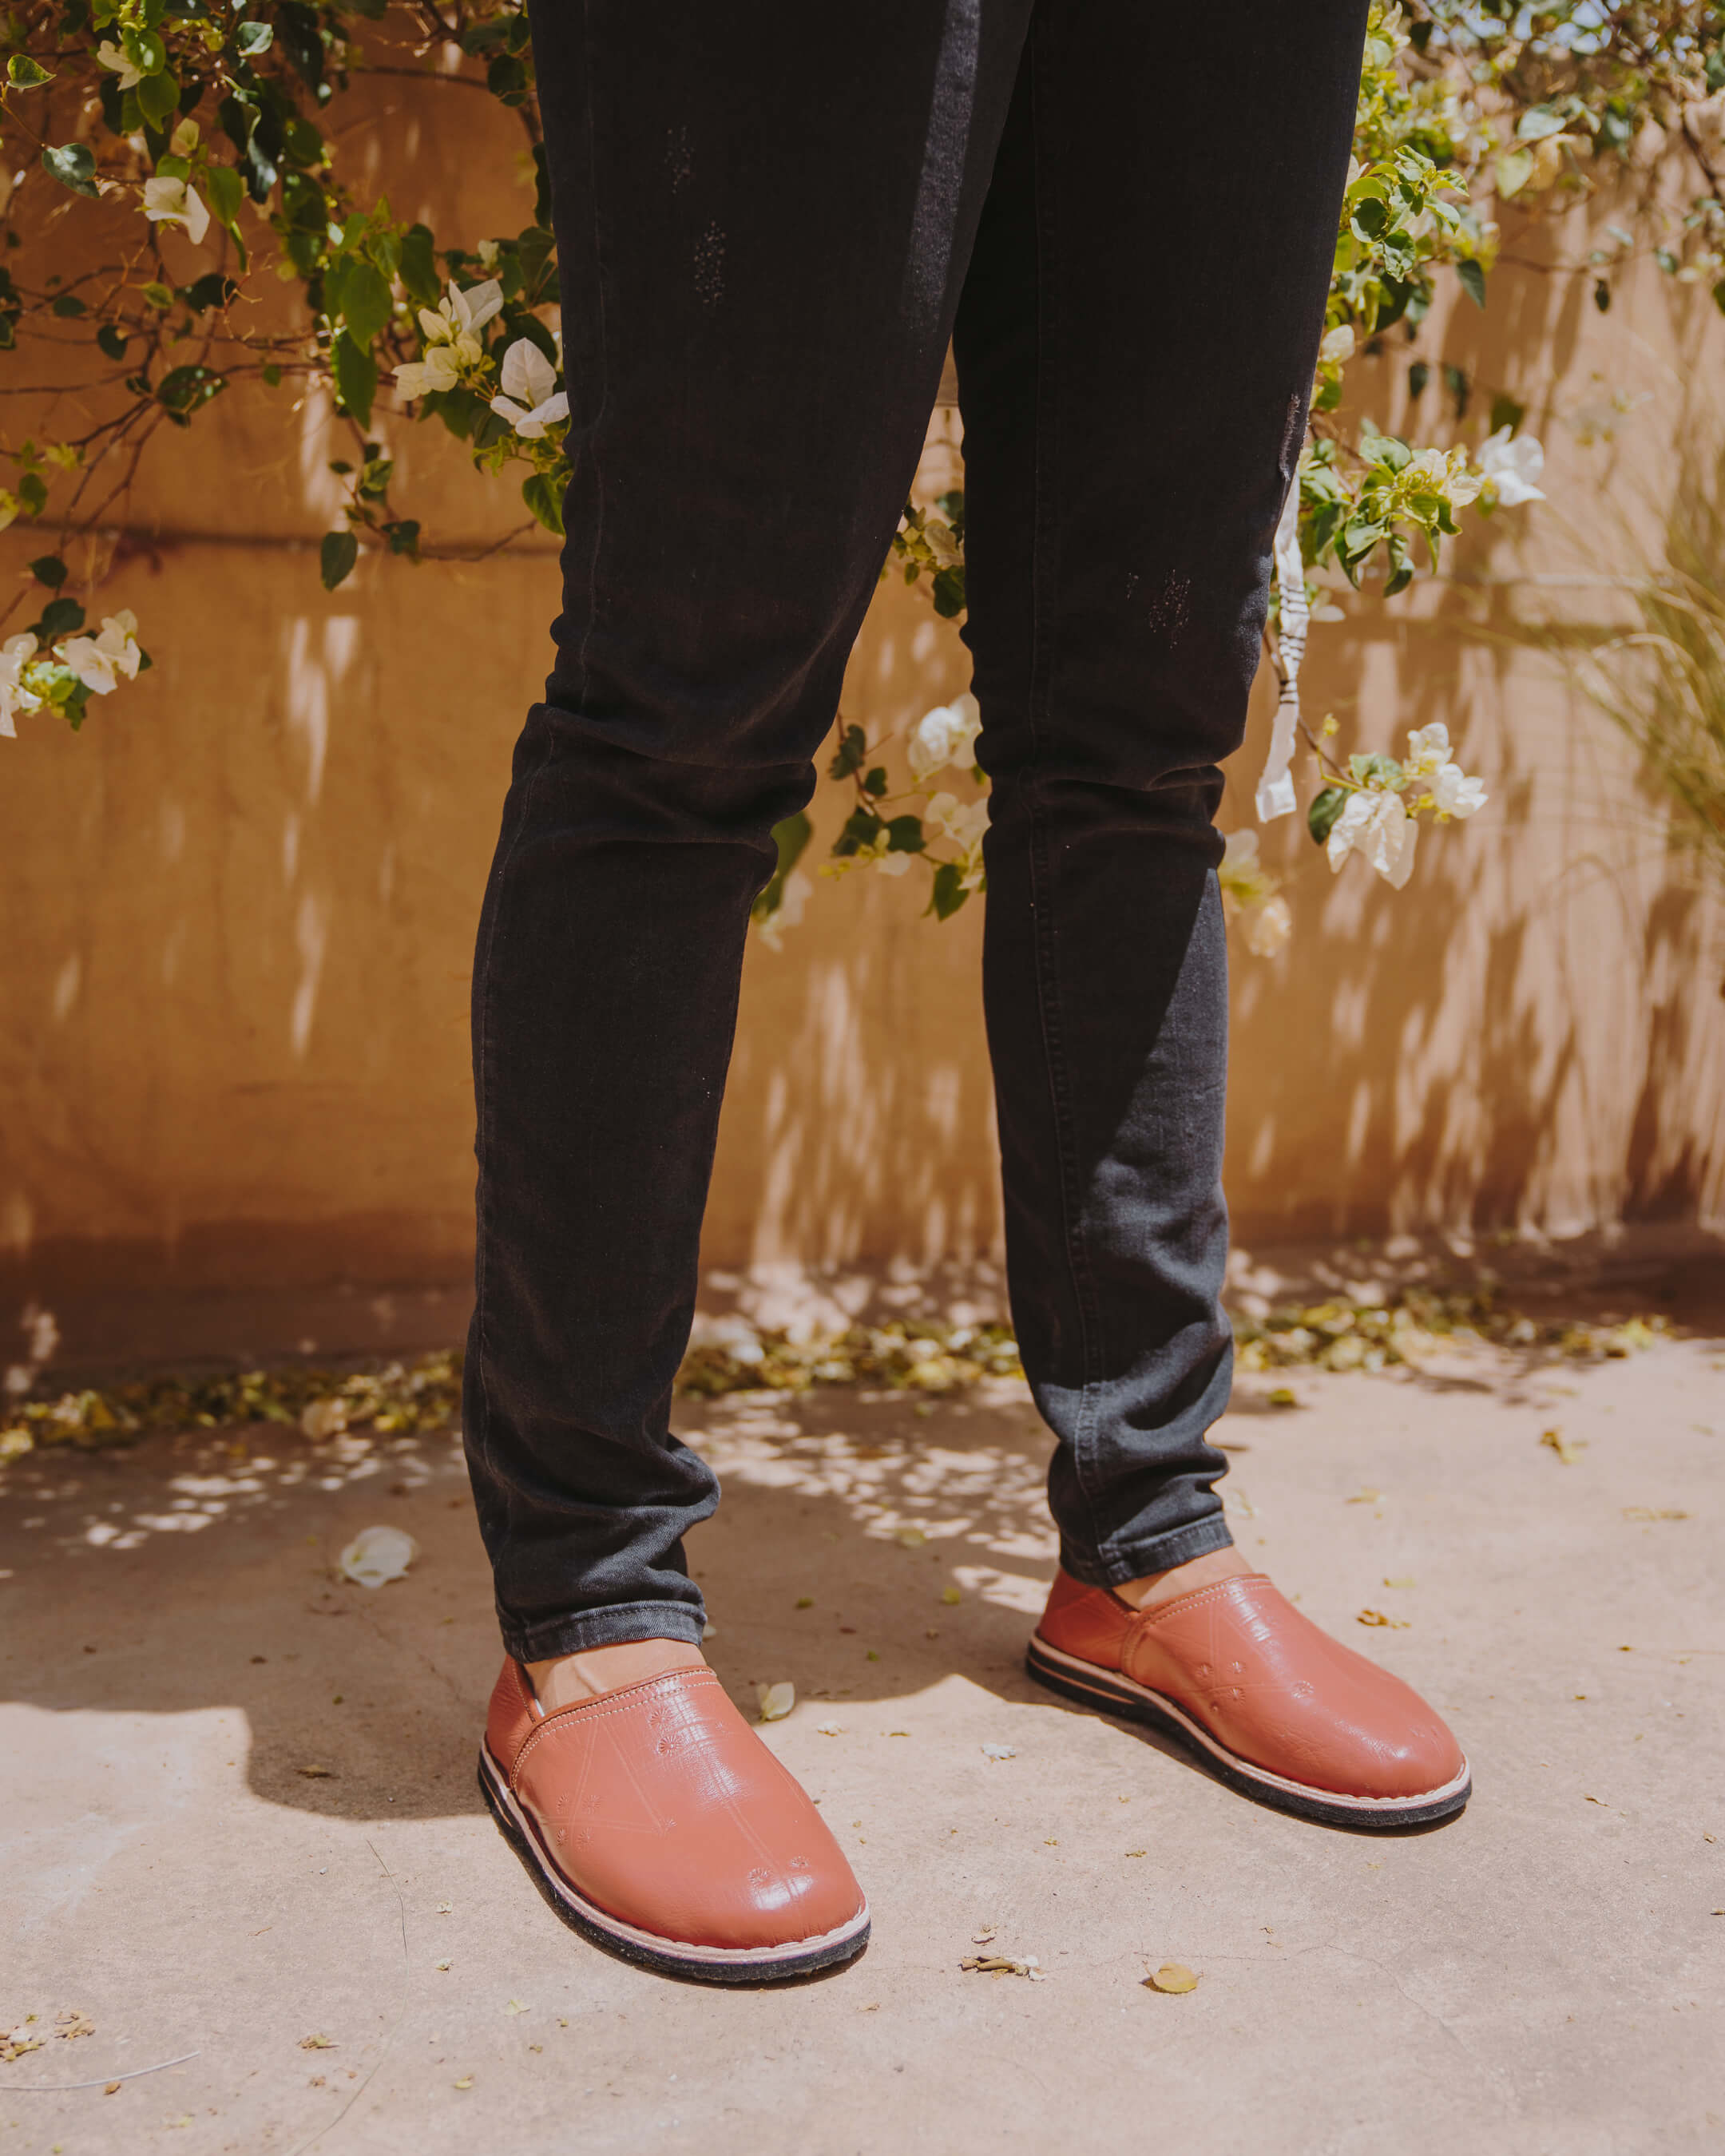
474, 0, 608, 1618
1021, 19, 1108, 1571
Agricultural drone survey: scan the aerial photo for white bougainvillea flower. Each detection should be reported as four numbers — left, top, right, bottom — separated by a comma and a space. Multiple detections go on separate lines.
756, 868, 811, 952
1326, 787, 1418, 889
393, 344, 464, 401
338, 1524, 418, 1589
61, 612, 142, 696
489, 338, 569, 438
907, 691, 981, 781
1244, 894, 1293, 957
141, 175, 210, 247
0, 632, 42, 739
97, 38, 144, 88
755, 1681, 795, 1723
926, 790, 989, 855
923, 519, 963, 569
418, 277, 503, 359
1477, 426, 1546, 506
1406, 446, 1483, 509
1405, 721, 1452, 779
1430, 761, 1488, 817
1222, 827, 1263, 872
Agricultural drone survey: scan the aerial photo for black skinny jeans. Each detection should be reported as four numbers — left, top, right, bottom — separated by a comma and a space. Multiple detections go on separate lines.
463, 0, 1370, 1661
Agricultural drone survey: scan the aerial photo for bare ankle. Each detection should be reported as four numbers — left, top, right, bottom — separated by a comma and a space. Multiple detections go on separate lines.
525, 1637, 706, 1714
1112, 1544, 1253, 1614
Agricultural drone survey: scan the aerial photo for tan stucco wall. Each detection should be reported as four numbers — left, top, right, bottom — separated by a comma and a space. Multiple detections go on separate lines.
2, 83, 1722, 1314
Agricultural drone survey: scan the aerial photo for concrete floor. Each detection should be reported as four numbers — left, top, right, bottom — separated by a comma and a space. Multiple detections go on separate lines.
2, 1332, 1722, 2155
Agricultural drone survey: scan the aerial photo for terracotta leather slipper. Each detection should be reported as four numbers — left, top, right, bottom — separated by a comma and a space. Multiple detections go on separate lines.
479, 1659, 870, 1982
1027, 1569, 1470, 1828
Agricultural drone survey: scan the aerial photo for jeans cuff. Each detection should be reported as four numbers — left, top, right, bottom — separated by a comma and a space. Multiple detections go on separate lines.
1061, 1513, 1235, 1592
498, 1597, 708, 1663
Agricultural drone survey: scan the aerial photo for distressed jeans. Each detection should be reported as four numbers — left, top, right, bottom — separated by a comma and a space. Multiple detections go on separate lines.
462, 0, 1371, 1661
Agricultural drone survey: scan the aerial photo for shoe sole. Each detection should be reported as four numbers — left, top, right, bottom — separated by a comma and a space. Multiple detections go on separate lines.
477, 1746, 871, 1984
1025, 1635, 1472, 1829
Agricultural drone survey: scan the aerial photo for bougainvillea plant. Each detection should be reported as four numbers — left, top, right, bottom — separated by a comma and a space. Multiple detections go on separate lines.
2, 0, 1720, 943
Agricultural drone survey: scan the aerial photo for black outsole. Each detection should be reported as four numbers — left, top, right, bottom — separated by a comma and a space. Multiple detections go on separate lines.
1025, 1646, 1472, 1832
478, 1761, 871, 1986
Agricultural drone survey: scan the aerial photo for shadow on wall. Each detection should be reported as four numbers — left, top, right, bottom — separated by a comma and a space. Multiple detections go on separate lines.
708, 186, 1725, 1266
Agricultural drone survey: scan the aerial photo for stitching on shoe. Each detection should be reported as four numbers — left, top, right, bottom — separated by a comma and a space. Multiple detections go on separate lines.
1132, 1574, 1275, 1635
509, 1667, 724, 1783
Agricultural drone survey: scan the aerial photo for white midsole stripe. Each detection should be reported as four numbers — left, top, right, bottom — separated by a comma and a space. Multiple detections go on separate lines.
1029, 1638, 1471, 1812
479, 1746, 870, 1965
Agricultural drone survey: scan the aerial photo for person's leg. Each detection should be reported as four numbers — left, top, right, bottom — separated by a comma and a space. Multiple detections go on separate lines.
467, 0, 1033, 1678
465, 0, 1042, 1969
960, 4, 1466, 1825
958, 0, 1367, 1599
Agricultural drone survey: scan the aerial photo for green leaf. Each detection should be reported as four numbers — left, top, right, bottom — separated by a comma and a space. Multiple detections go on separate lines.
1495, 149, 1534, 198
157, 363, 227, 421
886, 815, 926, 854
521, 471, 565, 537
205, 161, 244, 230
1456, 259, 1487, 311
332, 331, 376, 430
42, 142, 99, 196
37, 595, 85, 640
399, 224, 440, 308
827, 723, 867, 780
235, 18, 272, 53
136, 69, 180, 127
1487, 394, 1526, 438
928, 862, 969, 920
486, 52, 528, 104
7, 54, 54, 87
835, 807, 883, 855
26, 555, 68, 589
1347, 752, 1406, 791
282, 116, 324, 168
1516, 105, 1565, 142
384, 519, 421, 558
336, 260, 391, 346
50, 293, 87, 317
1307, 786, 1347, 845
180, 271, 235, 313
931, 565, 966, 619
770, 810, 812, 878
319, 530, 359, 590
862, 765, 888, 797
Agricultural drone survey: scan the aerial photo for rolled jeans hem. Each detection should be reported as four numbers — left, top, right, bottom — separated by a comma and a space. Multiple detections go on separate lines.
1061, 1513, 1235, 1592
498, 1598, 708, 1663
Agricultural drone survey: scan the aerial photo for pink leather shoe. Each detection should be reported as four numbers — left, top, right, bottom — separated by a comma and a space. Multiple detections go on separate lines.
479, 1659, 869, 1981
1028, 1570, 1470, 1827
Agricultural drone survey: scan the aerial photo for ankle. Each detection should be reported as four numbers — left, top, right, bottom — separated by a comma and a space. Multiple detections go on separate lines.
525, 1637, 706, 1714
1112, 1543, 1253, 1615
